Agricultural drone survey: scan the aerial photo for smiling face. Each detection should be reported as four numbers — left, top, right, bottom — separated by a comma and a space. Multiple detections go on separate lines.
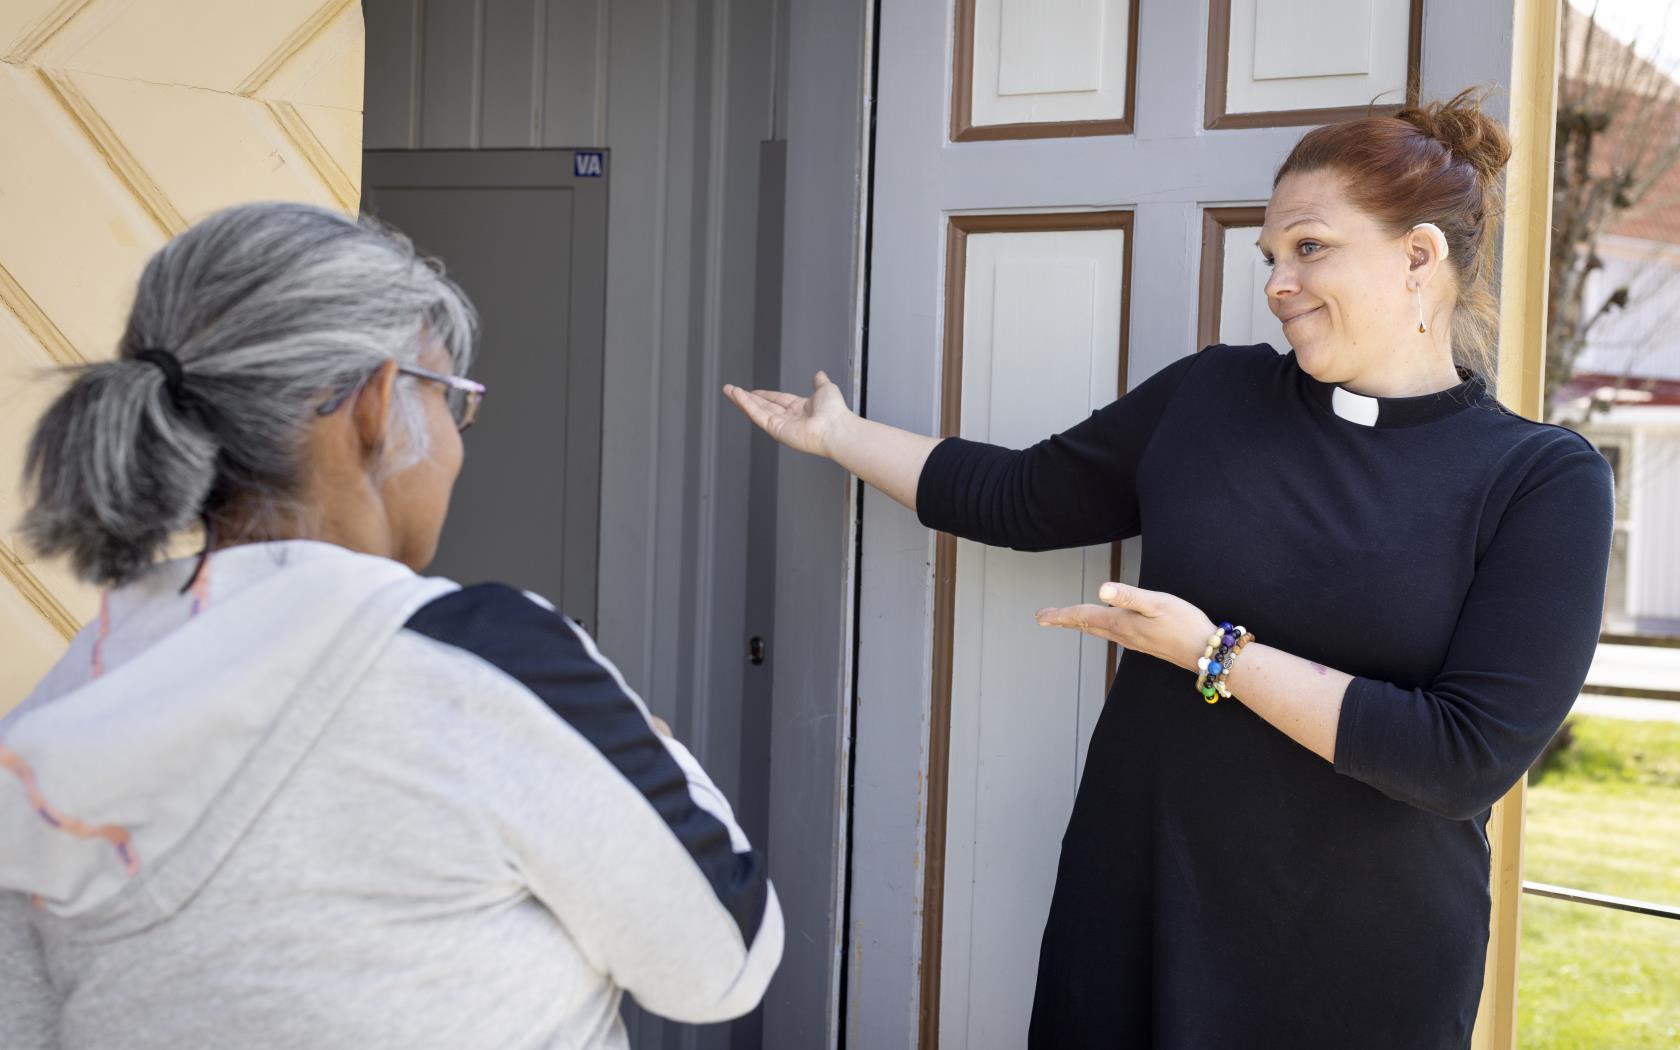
1258, 169, 1438, 389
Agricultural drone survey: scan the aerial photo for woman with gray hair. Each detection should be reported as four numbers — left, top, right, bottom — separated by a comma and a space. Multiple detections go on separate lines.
0, 201, 781, 1049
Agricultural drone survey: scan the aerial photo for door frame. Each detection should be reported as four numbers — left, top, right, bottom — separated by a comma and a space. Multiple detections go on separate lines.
1477, 1, 1565, 1046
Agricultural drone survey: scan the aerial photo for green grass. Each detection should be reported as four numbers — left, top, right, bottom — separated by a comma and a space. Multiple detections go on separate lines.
1519, 715, 1680, 1049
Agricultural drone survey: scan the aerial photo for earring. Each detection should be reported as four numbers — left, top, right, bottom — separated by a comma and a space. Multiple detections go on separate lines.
1416, 288, 1428, 334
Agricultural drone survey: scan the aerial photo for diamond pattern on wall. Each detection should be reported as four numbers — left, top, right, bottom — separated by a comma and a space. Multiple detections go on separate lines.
0, 0, 364, 704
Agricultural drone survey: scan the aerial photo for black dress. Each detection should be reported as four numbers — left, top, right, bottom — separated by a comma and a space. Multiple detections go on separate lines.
915, 344, 1614, 1049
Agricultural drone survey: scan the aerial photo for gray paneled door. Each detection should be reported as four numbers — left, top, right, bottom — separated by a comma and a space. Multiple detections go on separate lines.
849, 1, 1517, 1046
362, 149, 607, 625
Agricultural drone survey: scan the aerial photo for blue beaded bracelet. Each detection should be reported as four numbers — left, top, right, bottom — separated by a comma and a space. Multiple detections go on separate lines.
1195, 621, 1254, 703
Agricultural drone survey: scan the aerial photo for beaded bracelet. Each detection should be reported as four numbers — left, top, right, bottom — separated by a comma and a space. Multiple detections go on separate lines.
1195, 621, 1255, 704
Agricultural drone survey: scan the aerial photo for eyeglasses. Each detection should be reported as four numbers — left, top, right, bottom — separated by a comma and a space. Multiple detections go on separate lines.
316, 363, 486, 432
397, 363, 485, 431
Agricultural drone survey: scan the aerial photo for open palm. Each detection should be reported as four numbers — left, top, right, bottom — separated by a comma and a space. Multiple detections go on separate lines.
722, 371, 851, 458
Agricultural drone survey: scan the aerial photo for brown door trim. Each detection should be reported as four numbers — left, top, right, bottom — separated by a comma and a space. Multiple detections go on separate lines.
1196, 205, 1268, 350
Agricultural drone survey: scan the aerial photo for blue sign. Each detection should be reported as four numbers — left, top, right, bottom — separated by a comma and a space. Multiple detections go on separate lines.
574, 152, 604, 178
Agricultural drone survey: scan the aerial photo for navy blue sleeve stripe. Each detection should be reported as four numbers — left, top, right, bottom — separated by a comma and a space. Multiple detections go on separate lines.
405, 584, 768, 945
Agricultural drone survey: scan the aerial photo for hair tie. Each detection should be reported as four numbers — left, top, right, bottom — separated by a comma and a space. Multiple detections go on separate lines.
134, 348, 190, 409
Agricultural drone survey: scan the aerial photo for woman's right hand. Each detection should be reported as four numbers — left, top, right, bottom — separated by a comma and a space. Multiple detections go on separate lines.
722, 371, 853, 459
724, 369, 938, 511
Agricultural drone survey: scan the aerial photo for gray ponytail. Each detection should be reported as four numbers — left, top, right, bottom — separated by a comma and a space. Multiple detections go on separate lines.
20, 201, 477, 586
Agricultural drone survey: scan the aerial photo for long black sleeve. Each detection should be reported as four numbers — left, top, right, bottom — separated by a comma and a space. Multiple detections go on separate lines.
1333, 442, 1614, 819
916, 351, 1201, 551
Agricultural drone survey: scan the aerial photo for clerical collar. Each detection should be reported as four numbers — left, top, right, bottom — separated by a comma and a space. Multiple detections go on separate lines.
1295, 354, 1488, 429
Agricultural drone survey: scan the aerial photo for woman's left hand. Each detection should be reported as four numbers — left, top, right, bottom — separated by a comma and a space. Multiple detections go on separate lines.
1036, 583, 1217, 673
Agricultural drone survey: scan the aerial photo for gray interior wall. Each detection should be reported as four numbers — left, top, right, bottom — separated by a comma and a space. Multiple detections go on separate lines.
363, 0, 607, 149
591, 5, 790, 1045
361, 0, 779, 802
361, 1, 805, 1047
847, 0, 1522, 1046
759, 0, 873, 1046
586, 3, 875, 1043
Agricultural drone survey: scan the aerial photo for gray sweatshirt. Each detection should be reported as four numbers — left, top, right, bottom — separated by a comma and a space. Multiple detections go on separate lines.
0, 541, 782, 1048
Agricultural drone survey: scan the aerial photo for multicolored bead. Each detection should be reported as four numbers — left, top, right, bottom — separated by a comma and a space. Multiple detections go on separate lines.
1193, 622, 1256, 704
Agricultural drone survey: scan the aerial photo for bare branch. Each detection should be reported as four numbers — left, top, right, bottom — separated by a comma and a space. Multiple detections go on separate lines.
1546, 4, 1680, 420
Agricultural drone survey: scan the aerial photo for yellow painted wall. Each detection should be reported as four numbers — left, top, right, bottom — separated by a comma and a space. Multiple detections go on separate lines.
0, 0, 364, 708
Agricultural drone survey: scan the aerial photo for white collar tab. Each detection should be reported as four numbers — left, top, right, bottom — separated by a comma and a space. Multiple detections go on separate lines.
1331, 386, 1380, 426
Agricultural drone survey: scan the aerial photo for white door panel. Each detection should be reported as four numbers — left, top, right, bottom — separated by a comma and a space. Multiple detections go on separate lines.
940, 228, 1124, 1046
1220, 224, 1291, 351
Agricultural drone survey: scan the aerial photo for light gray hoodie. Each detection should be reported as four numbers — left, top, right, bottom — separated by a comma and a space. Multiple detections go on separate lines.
0, 541, 781, 1048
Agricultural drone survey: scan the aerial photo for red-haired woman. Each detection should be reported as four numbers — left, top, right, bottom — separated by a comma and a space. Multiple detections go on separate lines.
725, 91, 1612, 1049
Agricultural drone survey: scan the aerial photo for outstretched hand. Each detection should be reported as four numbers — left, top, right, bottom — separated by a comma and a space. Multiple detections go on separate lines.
722, 371, 852, 458
1035, 582, 1217, 673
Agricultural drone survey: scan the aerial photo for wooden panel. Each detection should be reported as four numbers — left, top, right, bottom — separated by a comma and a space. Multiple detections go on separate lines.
254, 1, 364, 110
28, 0, 354, 94
0, 66, 166, 357
952, 0, 1138, 140
0, 1, 78, 57
1205, 0, 1422, 129
0, 0, 364, 699
926, 210, 1132, 1050
0, 302, 97, 638
67, 70, 354, 217
0, 573, 75, 714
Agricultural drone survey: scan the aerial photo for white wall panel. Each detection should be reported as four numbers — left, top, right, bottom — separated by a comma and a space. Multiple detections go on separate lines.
997, 0, 1102, 95
970, 0, 1132, 127
1219, 224, 1290, 351
1630, 429, 1680, 620
1252, 0, 1373, 80
1226, 0, 1410, 116
940, 228, 1124, 1048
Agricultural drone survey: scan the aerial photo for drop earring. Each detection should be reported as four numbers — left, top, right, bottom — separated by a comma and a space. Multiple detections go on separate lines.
1409, 223, 1449, 335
